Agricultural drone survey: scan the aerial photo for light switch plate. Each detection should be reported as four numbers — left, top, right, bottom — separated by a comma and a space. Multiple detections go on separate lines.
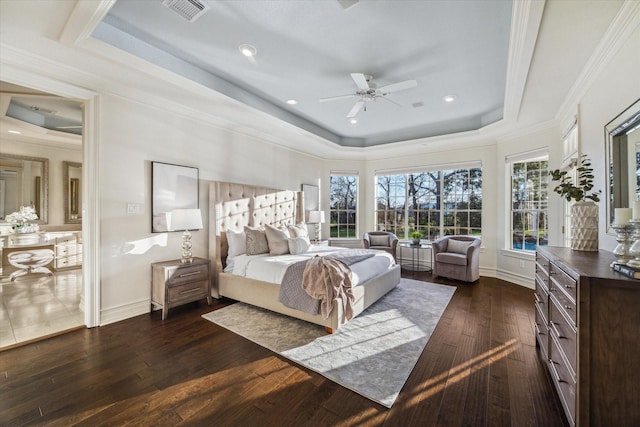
127, 203, 141, 215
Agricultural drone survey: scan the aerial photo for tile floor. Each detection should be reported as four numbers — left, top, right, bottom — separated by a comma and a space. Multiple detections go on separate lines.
0, 269, 84, 349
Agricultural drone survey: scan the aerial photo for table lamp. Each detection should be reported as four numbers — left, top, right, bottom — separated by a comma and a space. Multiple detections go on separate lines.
307, 210, 325, 243
170, 208, 203, 263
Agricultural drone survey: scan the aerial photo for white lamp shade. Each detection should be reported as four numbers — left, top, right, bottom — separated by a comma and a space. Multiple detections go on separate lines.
307, 210, 325, 224
170, 208, 203, 231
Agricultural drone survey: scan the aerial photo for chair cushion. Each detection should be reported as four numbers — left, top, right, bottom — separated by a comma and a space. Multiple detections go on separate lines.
436, 252, 468, 266
447, 239, 472, 254
369, 235, 390, 246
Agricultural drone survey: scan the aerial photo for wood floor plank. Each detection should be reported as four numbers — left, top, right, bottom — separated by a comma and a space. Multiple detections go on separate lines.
0, 274, 567, 426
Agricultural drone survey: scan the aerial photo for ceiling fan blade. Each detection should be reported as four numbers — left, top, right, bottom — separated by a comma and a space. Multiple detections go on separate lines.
379, 79, 418, 95
347, 100, 365, 118
319, 94, 357, 103
350, 73, 370, 91
380, 96, 402, 108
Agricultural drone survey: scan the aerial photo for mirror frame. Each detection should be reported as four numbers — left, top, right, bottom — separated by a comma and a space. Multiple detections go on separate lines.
63, 161, 82, 224
0, 153, 48, 224
605, 98, 640, 234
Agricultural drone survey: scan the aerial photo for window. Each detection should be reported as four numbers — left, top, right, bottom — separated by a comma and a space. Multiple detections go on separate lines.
510, 157, 549, 251
375, 167, 482, 239
329, 174, 358, 238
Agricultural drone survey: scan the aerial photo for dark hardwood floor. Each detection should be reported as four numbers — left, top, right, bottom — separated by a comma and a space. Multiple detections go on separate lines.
0, 273, 568, 426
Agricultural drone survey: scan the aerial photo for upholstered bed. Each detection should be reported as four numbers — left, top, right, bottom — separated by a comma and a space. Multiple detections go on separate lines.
208, 181, 401, 332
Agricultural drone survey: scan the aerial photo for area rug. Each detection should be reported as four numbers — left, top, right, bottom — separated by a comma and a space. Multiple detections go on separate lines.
202, 278, 455, 408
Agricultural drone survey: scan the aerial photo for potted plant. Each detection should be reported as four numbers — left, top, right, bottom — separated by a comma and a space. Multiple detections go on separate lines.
549, 154, 601, 251
410, 231, 423, 246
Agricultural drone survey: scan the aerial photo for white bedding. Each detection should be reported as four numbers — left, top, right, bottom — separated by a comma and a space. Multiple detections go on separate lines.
226, 244, 394, 286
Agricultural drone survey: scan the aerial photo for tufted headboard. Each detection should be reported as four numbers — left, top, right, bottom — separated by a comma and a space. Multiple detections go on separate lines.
208, 181, 303, 297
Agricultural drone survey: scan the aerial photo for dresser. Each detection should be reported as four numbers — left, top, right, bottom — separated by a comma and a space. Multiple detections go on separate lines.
535, 246, 640, 427
54, 233, 82, 270
151, 257, 211, 320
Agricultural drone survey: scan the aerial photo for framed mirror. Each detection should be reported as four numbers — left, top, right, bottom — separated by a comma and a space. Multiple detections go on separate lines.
63, 161, 82, 224
605, 98, 640, 234
0, 153, 48, 224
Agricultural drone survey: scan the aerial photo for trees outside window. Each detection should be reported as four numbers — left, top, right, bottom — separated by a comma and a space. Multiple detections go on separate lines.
329, 175, 358, 238
376, 168, 482, 240
511, 159, 549, 251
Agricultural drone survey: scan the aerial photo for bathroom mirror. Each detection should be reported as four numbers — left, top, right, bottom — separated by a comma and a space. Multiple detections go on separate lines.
605, 98, 640, 234
63, 161, 82, 224
0, 153, 48, 224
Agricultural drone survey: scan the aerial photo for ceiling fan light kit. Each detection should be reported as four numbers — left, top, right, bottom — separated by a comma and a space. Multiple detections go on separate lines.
320, 73, 418, 118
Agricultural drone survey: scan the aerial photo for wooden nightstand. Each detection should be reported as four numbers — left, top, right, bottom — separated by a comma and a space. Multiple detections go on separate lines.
151, 257, 211, 320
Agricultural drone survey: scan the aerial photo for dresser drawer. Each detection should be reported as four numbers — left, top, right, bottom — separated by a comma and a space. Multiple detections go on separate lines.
167, 264, 209, 285
534, 281, 549, 324
550, 263, 577, 303
56, 245, 77, 257
549, 296, 577, 376
550, 284, 576, 326
535, 302, 549, 359
549, 334, 576, 426
167, 280, 209, 305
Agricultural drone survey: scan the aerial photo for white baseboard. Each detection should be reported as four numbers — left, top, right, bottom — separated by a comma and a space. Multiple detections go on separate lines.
100, 298, 149, 326
495, 268, 534, 289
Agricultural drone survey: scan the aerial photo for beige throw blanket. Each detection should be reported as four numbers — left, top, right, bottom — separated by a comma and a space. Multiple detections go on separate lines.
302, 255, 354, 320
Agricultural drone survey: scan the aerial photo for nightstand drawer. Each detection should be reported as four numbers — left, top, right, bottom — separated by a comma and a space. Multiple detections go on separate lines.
167, 264, 209, 285
168, 280, 209, 304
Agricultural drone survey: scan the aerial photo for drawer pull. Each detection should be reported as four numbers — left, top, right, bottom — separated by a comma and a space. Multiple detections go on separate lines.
551, 322, 566, 339
178, 270, 202, 278
179, 288, 202, 295
564, 305, 572, 311
549, 360, 567, 383
565, 284, 573, 289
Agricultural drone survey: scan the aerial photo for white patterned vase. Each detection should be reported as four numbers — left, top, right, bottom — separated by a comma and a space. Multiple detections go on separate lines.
571, 201, 598, 251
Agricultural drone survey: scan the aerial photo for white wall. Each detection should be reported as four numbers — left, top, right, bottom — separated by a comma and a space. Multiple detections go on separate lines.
97, 94, 324, 323
571, 22, 640, 251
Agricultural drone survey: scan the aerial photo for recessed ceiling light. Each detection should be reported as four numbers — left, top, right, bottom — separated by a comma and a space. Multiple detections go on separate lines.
8, 130, 21, 134
349, 118, 358, 124
443, 95, 457, 103
239, 44, 257, 57
286, 99, 298, 105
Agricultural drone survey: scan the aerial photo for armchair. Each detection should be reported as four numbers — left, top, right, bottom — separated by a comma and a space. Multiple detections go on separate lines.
363, 231, 399, 260
432, 235, 480, 282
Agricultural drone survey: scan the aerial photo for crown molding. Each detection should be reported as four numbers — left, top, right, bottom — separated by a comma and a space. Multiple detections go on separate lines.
502, 0, 546, 123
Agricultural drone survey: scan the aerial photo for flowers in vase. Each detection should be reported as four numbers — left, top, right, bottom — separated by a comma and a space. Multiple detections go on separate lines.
5, 206, 39, 233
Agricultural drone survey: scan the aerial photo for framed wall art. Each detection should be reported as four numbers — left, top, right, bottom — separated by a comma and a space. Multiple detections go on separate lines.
151, 161, 199, 232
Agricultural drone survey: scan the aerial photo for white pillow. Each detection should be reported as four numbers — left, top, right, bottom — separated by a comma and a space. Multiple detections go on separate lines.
226, 229, 246, 258
447, 239, 472, 254
288, 223, 309, 238
265, 224, 291, 255
288, 236, 311, 255
244, 226, 269, 255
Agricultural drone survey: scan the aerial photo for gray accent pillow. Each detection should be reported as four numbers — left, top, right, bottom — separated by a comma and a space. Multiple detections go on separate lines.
265, 224, 290, 255
244, 226, 269, 255
288, 236, 311, 255
369, 235, 390, 246
447, 239, 471, 254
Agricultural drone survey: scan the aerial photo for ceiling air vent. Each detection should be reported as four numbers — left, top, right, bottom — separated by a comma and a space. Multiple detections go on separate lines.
162, 0, 210, 23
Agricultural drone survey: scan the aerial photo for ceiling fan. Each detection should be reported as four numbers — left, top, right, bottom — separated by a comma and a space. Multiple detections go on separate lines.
320, 73, 418, 118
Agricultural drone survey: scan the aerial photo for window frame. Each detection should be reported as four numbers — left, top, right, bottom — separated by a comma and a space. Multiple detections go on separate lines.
329, 173, 359, 239
375, 166, 482, 240
508, 152, 549, 253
